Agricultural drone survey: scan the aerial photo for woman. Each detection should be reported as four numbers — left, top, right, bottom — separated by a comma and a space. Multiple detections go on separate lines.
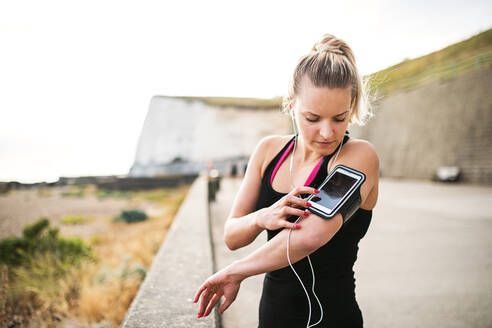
193, 33, 379, 327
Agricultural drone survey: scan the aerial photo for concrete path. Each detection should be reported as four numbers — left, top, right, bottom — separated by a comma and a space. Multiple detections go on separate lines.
210, 177, 492, 328
210, 177, 266, 328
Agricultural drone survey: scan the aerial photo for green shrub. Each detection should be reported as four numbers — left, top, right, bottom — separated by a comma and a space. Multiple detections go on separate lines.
114, 209, 148, 223
0, 217, 95, 270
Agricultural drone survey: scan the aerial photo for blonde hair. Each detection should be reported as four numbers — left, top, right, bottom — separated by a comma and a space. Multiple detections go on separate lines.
282, 33, 375, 126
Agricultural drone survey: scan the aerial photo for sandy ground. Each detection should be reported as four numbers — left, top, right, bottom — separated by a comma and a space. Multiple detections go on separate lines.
0, 186, 166, 240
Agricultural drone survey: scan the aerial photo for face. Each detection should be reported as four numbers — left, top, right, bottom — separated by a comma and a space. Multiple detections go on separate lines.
292, 75, 352, 155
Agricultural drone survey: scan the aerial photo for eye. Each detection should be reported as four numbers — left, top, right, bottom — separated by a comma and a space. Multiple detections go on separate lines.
334, 118, 346, 122
306, 117, 318, 122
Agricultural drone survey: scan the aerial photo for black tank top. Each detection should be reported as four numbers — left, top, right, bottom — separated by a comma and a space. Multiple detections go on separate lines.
256, 132, 372, 328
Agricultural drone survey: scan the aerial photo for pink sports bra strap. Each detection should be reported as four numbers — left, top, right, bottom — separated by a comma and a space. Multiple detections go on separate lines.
270, 141, 294, 185
270, 139, 324, 186
304, 157, 323, 186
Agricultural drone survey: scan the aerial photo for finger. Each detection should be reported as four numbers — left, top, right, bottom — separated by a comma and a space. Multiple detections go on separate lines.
219, 296, 235, 314
193, 284, 207, 303
204, 293, 221, 317
199, 290, 214, 316
282, 194, 298, 206
285, 195, 311, 208
285, 221, 302, 230
288, 186, 319, 197
282, 206, 309, 219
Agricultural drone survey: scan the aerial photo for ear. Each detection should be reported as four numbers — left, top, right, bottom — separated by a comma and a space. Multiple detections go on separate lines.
287, 97, 295, 110
289, 102, 295, 116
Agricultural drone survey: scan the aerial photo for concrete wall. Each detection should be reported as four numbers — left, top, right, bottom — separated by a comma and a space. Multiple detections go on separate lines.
349, 68, 492, 185
121, 175, 218, 327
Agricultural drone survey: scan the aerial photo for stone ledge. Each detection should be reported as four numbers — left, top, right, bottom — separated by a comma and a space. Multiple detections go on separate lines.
121, 175, 217, 327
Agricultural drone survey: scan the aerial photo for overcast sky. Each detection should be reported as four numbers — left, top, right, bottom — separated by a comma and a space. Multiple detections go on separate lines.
1, 0, 491, 183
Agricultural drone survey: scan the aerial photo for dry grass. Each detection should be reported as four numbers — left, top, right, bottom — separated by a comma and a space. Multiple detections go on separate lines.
0, 184, 191, 328
70, 262, 142, 326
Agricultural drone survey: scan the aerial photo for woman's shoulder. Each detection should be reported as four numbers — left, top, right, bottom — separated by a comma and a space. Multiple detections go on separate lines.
257, 134, 294, 150
344, 137, 378, 159
331, 137, 379, 175
254, 134, 294, 155
334, 137, 380, 210
254, 134, 295, 177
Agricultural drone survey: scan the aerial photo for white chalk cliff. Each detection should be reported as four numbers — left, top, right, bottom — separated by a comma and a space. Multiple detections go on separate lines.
130, 96, 290, 176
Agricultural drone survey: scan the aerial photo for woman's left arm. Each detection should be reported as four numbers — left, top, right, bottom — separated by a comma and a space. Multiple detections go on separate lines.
193, 141, 379, 318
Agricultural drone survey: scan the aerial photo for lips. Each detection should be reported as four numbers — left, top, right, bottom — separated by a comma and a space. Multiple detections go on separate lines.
315, 141, 334, 145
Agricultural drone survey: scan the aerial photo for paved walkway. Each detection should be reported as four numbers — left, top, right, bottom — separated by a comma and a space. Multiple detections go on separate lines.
210, 177, 266, 328
210, 177, 492, 328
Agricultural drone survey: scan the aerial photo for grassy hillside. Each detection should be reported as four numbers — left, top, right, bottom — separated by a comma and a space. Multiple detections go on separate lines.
175, 95, 283, 109
367, 28, 492, 95
169, 28, 492, 107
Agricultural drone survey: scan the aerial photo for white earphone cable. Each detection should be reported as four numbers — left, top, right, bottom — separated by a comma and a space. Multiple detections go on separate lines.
287, 110, 343, 327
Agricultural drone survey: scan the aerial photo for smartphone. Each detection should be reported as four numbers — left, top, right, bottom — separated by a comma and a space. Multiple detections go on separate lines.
306, 165, 365, 219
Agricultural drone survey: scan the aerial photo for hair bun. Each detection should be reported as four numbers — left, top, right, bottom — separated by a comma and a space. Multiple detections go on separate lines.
312, 34, 345, 55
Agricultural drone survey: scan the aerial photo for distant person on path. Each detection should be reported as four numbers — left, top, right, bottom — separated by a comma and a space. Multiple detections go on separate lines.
231, 163, 238, 177
193, 33, 379, 327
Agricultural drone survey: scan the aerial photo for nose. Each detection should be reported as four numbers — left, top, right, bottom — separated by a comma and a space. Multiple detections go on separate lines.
319, 122, 335, 140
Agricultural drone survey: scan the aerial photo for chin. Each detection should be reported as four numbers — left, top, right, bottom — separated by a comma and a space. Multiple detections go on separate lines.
314, 141, 335, 147
311, 142, 335, 154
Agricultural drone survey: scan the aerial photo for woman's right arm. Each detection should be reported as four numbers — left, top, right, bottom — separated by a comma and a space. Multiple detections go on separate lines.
223, 136, 272, 250
224, 135, 311, 250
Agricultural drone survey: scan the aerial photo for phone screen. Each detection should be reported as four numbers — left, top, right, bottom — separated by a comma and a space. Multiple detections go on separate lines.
310, 171, 358, 211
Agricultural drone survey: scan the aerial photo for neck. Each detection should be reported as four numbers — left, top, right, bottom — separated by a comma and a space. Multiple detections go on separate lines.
294, 134, 324, 165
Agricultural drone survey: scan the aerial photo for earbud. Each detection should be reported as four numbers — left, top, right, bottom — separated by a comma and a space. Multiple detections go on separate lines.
289, 104, 297, 136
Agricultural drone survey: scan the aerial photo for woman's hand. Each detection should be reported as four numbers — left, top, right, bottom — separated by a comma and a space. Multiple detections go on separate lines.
193, 262, 246, 318
255, 186, 319, 231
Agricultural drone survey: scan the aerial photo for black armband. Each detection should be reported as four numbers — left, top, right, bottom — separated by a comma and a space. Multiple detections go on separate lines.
337, 187, 362, 224
306, 165, 365, 225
